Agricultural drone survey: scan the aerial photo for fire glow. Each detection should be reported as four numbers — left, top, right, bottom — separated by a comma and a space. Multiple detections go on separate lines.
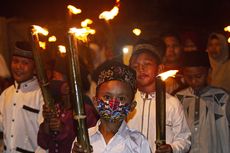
48, 36, 57, 42
39, 41, 46, 50
31, 25, 49, 36
157, 70, 179, 81
58, 45, 66, 54
67, 5, 82, 15
133, 28, 141, 36
81, 19, 93, 27
99, 0, 120, 21
224, 26, 230, 32
69, 27, 96, 42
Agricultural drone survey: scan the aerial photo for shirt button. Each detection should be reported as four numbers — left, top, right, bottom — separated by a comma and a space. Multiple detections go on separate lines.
11, 135, 13, 138
55, 144, 58, 147
55, 149, 58, 152
13, 103, 16, 106
195, 112, 198, 114
195, 128, 198, 131
12, 119, 15, 122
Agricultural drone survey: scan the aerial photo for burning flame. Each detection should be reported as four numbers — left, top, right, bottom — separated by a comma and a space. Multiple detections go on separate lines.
67, 5, 82, 15
99, 6, 119, 21
133, 28, 141, 36
48, 36, 57, 42
157, 70, 179, 81
32, 25, 49, 36
39, 41, 46, 50
69, 27, 96, 42
81, 19, 93, 27
224, 26, 230, 32
58, 45, 66, 54
122, 47, 129, 54
228, 37, 230, 43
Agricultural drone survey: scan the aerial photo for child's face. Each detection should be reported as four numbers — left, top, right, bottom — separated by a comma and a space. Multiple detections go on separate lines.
130, 52, 158, 89
11, 56, 35, 83
183, 67, 209, 92
95, 80, 134, 122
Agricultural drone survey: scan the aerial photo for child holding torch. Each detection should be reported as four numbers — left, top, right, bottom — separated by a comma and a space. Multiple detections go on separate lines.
72, 61, 151, 153
127, 40, 191, 153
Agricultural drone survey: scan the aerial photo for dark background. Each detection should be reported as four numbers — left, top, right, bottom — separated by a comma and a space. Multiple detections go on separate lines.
1, 0, 230, 27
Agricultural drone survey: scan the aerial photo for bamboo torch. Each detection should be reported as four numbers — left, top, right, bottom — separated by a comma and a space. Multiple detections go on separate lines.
66, 26, 95, 152
30, 25, 55, 110
155, 70, 178, 149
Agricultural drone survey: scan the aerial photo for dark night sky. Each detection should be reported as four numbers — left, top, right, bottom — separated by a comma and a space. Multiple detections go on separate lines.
1, 0, 230, 26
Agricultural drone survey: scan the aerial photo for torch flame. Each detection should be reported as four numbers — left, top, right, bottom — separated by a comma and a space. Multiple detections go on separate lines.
81, 19, 93, 27
99, 6, 119, 21
32, 25, 49, 36
67, 5, 82, 15
39, 41, 46, 50
69, 27, 96, 42
158, 70, 179, 81
133, 28, 141, 36
228, 37, 230, 43
48, 36, 57, 42
58, 45, 66, 54
224, 26, 230, 32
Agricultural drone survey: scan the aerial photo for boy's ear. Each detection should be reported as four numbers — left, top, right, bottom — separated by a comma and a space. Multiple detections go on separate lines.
130, 101, 137, 111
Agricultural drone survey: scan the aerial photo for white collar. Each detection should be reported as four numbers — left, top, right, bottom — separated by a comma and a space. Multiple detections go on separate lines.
89, 120, 129, 139
14, 77, 39, 92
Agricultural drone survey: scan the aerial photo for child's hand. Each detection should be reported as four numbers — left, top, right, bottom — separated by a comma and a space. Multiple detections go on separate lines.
72, 142, 93, 153
49, 117, 62, 131
155, 144, 173, 153
42, 104, 55, 120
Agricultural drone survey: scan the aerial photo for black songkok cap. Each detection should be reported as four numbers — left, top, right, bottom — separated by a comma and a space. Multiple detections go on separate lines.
96, 60, 137, 92
181, 51, 210, 67
13, 41, 33, 59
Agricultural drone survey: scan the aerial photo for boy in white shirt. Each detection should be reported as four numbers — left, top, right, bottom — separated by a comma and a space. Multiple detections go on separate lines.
72, 61, 151, 153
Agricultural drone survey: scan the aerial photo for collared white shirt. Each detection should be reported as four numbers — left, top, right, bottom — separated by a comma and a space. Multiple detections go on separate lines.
127, 90, 191, 153
0, 77, 45, 153
72, 120, 151, 153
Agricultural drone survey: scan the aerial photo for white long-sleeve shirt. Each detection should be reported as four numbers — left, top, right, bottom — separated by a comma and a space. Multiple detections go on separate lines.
127, 90, 191, 153
0, 77, 45, 153
72, 120, 152, 153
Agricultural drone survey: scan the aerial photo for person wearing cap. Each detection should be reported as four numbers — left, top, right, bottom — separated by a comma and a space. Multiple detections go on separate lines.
0, 41, 45, 153
71, 61, 151, 153
128, 40, 191, 153
175, 51, 230, 153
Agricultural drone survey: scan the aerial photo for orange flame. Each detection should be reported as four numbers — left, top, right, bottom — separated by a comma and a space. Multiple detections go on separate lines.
157, 70, 179, 81
69, 27, 96, 42
133, 28, 141, 36
99, 6, 119, 21
224, 26, 230, 32
48, 36, 57, 42
58, 45, 66, 54
39, 41, 46, 49
31, 25, 49, 36
67, 5, 82, 15
81, 19, 93, 27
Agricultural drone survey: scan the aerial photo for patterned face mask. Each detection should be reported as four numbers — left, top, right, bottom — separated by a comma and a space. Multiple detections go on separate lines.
95, 97, 132, 122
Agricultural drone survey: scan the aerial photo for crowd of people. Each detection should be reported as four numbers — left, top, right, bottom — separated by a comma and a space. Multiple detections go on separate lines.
0, 31, 229, 153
